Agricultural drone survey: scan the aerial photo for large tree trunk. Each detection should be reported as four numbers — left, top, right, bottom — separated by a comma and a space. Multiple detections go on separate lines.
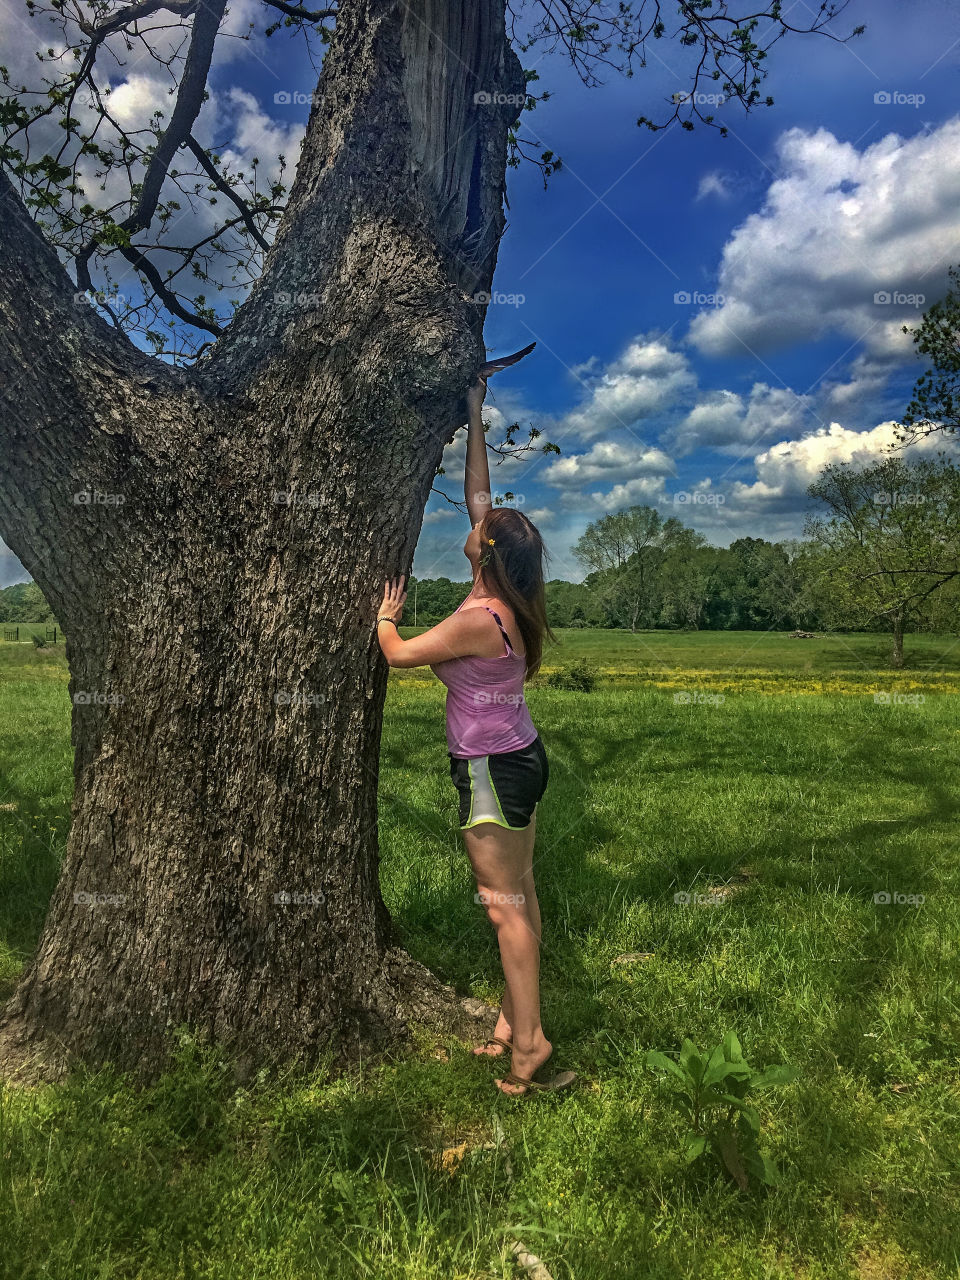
0, 0, 524, 1083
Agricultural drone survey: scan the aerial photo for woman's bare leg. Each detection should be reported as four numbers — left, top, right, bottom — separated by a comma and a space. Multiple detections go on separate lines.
519, 809, 542, 943
462, 815, 552, 1092
471, 811, 539, 1053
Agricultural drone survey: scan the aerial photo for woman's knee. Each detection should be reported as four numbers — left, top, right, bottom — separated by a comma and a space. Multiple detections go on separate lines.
475, 883, 527, 927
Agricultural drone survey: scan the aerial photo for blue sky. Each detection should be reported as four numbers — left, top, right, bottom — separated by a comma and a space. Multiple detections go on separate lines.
415, 0, 960, 582
2, 0, 960, 587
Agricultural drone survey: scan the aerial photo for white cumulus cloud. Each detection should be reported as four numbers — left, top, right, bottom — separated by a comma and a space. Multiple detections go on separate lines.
688, 119, 960, 361
558, 334, 697, 442
543, 439, 675, 489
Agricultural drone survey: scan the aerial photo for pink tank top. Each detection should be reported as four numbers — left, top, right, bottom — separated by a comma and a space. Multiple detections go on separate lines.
429, 596, 538, 759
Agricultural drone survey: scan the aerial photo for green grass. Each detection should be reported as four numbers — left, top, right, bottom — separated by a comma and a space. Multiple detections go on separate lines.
1, 634, 959, 1278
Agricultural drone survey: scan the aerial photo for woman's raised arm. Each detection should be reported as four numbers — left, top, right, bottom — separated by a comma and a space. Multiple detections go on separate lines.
464, 375, 492, 528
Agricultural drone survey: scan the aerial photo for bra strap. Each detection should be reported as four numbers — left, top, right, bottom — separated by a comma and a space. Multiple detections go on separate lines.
483, 607, 514, 654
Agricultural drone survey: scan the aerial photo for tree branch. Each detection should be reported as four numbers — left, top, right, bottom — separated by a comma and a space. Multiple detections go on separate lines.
116, 243, 223, 335
261, 0, 337, 21
184, 136, 271, 252
0, 169, 184, 623
122, 0, 230, 236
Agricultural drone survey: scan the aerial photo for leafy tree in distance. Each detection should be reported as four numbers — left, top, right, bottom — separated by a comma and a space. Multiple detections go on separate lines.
805, 456, 960, 667
573, 505, 696, 631
0, 581, 57, 624
715, 537, 812, 631
896, 263, 960, 445
659, 541, 719, 629
404, 576, 471, 628
0, 0, 864, 1080
543, 578, 600, 629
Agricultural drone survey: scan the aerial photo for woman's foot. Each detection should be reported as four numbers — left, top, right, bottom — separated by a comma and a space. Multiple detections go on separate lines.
495, 1034, 552, 1095
472, 1013, 513, 1056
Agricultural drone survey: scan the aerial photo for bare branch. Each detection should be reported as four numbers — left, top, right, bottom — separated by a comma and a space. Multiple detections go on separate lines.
119, 0, 229, 237
261, 0, 337, 22
118, 242, 223, 334
185, 136, 270, 253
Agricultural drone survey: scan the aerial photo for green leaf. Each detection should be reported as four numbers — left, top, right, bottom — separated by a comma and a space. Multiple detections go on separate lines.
737, 1105, 761, 1134
705, 1043, 725, 1075
702, 1060, 752, 1088
760, 1153, 780, 1185
679, 1038, 700, 1063
684, 1134, 708, 1164
744, 1148, 780, 1186
722, 1030, 743, 1062
751, 1064, 799, 1090
645, 1051, 688, 1084
679, 1039, 705, 1083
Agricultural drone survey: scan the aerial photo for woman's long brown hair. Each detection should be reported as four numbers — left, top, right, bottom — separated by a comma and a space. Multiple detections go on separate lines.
476, 507, 556, 679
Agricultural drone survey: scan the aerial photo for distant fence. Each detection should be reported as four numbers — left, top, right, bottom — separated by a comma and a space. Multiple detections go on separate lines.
1, 625, 59, 642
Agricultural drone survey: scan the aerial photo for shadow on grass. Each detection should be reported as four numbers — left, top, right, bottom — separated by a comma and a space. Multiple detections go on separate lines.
0, 778, 69, 1004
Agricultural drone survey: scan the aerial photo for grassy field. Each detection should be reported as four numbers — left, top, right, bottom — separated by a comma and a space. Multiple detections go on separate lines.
1, 631, 959, 1278
0, 623, 61, 643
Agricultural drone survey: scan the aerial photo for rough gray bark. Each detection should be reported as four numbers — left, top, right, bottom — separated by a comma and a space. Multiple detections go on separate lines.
0, 0, 524, 1083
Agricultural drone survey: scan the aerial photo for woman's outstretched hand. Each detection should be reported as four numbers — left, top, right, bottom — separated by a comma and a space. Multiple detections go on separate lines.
466, 374, 488, 412
379, 575, 407, 623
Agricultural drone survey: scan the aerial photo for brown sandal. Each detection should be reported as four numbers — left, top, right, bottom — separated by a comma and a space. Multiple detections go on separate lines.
497, 1068, 578, 1097
472, 1034, 513, 1057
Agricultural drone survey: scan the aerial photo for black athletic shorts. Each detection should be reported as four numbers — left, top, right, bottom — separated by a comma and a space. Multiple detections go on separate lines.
448, 735, 549, 830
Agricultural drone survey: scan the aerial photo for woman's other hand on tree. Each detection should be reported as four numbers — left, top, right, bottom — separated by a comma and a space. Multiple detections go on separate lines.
379, 576, 407, 623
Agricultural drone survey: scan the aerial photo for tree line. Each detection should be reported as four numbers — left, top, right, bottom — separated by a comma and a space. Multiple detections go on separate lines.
409, 454, 960, 668
0, 581, 56, 624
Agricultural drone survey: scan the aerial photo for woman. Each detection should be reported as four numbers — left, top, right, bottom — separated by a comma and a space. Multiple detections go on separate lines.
375, 373, 576, 1097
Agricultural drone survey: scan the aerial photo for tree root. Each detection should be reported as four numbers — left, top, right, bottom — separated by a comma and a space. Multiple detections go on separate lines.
0, 947, 496, 1089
